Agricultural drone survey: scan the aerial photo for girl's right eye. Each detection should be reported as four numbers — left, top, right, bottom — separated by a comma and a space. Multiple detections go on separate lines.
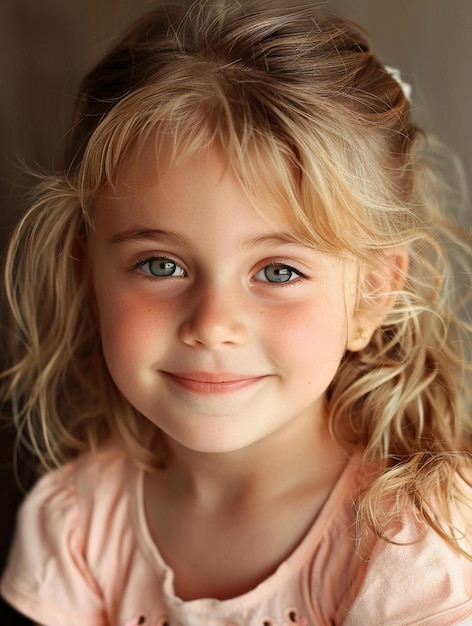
133, 257, 186, 278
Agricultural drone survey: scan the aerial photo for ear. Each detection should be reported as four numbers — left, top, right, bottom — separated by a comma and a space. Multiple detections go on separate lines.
346, 247, 408, 352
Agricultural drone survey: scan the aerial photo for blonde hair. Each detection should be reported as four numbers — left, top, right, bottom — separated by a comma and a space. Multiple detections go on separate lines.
3, 0, 472, 551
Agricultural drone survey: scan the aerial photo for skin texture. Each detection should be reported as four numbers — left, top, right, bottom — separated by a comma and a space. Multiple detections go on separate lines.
88, 143, 364, 455
86, 141, 394, 599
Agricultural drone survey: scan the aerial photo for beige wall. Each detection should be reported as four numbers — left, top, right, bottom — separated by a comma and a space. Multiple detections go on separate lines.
1, 0, 471, 243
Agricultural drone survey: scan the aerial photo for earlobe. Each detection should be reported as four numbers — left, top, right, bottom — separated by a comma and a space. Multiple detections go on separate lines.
346, 247, 408, 352
346, 327, 371, 352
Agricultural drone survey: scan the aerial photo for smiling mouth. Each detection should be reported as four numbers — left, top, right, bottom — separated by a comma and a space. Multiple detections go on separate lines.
161, 372, 266, 394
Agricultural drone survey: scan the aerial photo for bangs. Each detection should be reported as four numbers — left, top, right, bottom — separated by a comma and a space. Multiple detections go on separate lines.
75, 70, 415, 265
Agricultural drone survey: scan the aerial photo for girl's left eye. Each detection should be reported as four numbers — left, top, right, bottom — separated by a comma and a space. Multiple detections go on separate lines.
133, 257, 186, 278
254, 263, 306, 284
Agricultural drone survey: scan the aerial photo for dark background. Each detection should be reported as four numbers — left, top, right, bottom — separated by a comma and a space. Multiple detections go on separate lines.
1, 1, 471, 623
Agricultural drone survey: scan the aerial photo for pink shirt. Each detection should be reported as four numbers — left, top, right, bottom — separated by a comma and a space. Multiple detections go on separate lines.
2, 443, 472, 626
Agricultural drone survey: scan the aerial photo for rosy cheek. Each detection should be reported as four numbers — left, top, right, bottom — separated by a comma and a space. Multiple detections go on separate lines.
270, 302, 347, 361
99, 290, 180, 361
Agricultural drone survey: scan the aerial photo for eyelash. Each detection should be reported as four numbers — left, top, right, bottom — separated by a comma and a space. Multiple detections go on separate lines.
253, 262, 308, 285
130, 256, 308, 285
131, 256, 186, 279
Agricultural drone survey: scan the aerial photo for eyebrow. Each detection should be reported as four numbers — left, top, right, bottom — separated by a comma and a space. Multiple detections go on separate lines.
244, 233, 311, 250
110, 228, 190, 247
110, 227, 311, 251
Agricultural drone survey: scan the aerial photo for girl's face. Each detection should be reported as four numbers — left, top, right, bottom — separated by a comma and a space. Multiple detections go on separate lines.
88, 141, 360, 455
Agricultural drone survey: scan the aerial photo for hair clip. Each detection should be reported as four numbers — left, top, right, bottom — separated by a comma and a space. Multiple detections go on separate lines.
384, 65, 412, 102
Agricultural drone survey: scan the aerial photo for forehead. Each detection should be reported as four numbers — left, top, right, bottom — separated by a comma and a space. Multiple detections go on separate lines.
88, 136, 359, 290
94, 134, 301, 231
87, 130, 363, 264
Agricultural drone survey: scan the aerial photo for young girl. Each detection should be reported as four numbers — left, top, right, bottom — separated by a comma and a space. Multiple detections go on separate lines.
2, 1, 472, 624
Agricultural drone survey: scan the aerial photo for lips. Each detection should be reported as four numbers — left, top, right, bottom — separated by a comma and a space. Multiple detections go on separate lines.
161, 371, 266, 394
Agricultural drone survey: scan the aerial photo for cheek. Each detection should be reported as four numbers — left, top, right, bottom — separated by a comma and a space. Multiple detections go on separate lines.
95, 290, 174, 373
266, 299, 349, 368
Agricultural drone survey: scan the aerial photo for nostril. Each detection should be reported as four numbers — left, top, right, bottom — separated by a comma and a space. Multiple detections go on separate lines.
177, 296, 248, 349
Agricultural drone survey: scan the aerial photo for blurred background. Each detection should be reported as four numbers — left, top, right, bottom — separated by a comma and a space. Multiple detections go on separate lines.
1, 0, 471, 623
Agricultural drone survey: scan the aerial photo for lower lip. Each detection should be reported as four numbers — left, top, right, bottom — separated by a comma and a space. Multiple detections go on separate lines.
162, 373, 266, 394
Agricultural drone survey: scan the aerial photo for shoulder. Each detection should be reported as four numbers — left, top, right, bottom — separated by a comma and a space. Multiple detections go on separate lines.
344, 504, 472, 625
11, 442, 132, 536
0, 442, 135, 626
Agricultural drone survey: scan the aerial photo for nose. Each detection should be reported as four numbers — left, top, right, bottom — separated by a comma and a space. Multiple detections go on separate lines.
178, 283, 249, 349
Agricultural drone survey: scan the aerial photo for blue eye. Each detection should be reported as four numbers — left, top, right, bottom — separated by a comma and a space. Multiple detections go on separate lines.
256, 263, 305, 284
136, 257, 185, 278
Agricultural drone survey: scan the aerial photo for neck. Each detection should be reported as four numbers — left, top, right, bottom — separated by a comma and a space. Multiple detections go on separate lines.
143, 408, 350, 601
153, 409, 347, 512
